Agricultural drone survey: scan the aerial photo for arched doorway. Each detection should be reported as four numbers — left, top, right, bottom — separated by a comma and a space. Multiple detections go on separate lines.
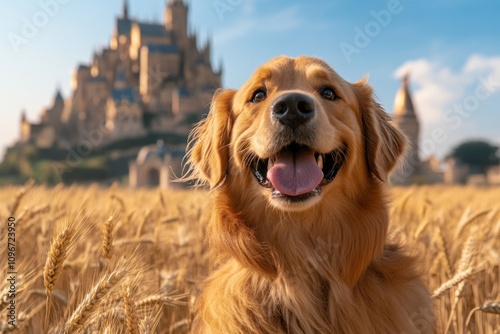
147, 168, 160, 187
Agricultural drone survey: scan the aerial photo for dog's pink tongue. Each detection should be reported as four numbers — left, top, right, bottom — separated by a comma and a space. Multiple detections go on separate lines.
267, 150, 323, 196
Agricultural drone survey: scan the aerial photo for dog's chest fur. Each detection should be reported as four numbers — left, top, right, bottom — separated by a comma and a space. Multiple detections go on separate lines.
195, 244, 434, 334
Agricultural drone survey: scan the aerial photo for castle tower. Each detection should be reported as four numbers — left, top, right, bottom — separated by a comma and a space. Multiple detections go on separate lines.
165, 0, 188, 48
122, 0, 129, 19
393, 74, 420, 167
19, 109, 31, 143
53, 87, 64, 107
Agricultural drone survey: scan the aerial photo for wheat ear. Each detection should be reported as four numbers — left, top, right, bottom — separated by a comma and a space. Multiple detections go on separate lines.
435, 226, 452, 276
433, 266, 483, 299
111, 194, 126, 210
64, 269, 126, 333
139, 316, 152, 334
454, 233, 478, 301
44, 227, 75, 329
414, 217, 431, 240
480, 300, 500, 314
465, 301, 500, 328
135, 210, 151, 238
9, 179, 35, 216
101, 216, 115, 261
122, 286, 139, 334
455, 209, 491, 237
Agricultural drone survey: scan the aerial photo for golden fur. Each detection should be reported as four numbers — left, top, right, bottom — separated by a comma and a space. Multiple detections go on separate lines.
186, 56, 435, 333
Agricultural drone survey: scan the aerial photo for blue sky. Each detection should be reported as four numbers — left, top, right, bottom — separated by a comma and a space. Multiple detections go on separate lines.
1, 0, 499, 161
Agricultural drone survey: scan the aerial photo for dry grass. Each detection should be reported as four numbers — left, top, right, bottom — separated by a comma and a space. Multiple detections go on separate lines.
0, 183, 499, 333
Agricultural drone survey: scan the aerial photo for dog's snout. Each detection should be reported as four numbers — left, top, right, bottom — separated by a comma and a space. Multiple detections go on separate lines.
272, 93, 315, 129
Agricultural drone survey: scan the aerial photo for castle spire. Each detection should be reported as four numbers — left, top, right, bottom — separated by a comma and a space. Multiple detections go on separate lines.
393, 72, 420, 169
122, 0, 129, 19
54, 86, 63, 102
394, 73, 415, 117
218, 57, 224, 75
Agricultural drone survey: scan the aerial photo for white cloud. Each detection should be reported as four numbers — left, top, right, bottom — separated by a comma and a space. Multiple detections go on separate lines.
214, 6, 303, 45
394, 55, 500, 124
464, 54, 500, 77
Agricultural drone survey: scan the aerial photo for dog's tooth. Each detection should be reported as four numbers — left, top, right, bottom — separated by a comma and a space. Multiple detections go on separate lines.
317, 155, 324, 169
267, 159, 272, 170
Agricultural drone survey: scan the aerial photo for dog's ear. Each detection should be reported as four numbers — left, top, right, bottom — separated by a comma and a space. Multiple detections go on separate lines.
354, 79, 407, 182
186, 89, 236, 188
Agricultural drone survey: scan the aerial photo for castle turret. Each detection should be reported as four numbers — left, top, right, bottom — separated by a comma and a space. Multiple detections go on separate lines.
122, 0, 129, 19
19, 109, 31, 143
393, 74, 420, 166
218, 58, 224, 76
203, 36, 211, 65
53, 87, 64, 106
165, 0, 188, 49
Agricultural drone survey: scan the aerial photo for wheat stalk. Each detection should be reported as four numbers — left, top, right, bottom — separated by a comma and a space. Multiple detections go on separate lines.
135, 210, 152, 238
64, 269, 126, 333
136, 292, 189, 308
432, 265, 483, 299
465, 301, 500, 328
44, 226, 75, 329
159, 191, 166, 209
481, 301, 500, 314
139, 316, 152, 334
435, 226, 452, 276
8, 179, 35, 216
443, 232, 480, 333
122, 286, 139, 334
454, 233, 478, 300
101, 216, 115, 261
111, 194, 125, 210
455, 209, 491, 237
414, 217, 431, 240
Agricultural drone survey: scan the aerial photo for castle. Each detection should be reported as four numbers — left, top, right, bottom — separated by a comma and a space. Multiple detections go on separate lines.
391, 75, 500, 186
18, 0, 222, 150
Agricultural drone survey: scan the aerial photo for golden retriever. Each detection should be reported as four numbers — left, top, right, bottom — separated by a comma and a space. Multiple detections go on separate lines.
186, 56, 434, 333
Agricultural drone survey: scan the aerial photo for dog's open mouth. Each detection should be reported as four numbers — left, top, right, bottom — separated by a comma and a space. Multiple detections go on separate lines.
250, 142, 345, 202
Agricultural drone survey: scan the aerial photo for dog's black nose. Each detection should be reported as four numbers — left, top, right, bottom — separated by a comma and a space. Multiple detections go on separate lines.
271, 93, 315, 129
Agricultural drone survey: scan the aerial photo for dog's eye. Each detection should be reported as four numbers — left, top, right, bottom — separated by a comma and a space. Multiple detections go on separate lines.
321, 87, 337, 101
251, 89, 267, 103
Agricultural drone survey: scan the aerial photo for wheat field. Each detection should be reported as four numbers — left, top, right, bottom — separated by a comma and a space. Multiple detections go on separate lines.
0, 182, 499, 333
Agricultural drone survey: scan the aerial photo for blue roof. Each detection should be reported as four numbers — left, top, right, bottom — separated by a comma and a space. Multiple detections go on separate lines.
117, 18, 132, 36
138, 23, 168, 38
112, 87, 140, 103
146, 43, 179, 54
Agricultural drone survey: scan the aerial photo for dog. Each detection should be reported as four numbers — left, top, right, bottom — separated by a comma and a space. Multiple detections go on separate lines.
186, 56, 434, 333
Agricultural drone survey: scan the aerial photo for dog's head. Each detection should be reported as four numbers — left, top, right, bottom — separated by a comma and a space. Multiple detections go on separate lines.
186, 56, 406, 212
